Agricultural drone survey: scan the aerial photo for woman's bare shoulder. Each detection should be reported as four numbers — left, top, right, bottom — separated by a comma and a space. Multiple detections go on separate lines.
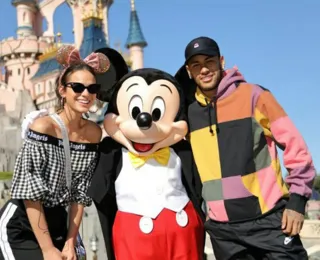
84, 120, 102, 143
29, 116, 56, 136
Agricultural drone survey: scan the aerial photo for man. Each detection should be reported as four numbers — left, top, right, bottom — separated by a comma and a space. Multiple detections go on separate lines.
175, 36, 316, 260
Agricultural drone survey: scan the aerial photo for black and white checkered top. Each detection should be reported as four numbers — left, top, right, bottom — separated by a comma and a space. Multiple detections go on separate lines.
10, 129, 99, 208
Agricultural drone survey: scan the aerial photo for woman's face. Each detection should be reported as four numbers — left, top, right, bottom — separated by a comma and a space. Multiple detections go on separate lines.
59, 69, 98, 114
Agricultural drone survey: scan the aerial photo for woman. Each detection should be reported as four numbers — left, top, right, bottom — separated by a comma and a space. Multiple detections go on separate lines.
0, 45, 110, 260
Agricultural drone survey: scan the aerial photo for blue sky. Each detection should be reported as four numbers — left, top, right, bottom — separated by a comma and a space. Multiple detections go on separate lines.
0, 0, 319, 174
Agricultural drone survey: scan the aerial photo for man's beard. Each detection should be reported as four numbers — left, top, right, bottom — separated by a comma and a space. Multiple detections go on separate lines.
198, 68, 223, 93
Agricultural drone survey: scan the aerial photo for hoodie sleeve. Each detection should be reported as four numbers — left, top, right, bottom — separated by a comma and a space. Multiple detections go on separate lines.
255, 89, 315, 214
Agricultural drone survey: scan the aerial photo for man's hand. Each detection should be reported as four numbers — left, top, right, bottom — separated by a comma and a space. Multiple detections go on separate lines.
282, 209, 304, 236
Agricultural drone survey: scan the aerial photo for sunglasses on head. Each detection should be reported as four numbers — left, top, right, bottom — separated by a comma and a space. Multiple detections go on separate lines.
65, 82, 101, 94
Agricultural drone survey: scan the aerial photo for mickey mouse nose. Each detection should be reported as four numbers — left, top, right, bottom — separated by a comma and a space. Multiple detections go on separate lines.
136, 112, 152, 130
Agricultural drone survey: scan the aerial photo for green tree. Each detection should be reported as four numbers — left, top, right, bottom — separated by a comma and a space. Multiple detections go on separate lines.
0, 172, 13, 180
313, 174, 320, 193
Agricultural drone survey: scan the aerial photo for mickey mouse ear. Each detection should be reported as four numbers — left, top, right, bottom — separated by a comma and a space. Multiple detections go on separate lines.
174, 65, 197, 106
94, 47, 129, 102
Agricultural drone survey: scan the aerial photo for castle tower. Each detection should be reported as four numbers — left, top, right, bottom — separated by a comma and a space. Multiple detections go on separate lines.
0, 1, 47, 97
125, 0, 147, 70
12, 0, 37, 38
80, 0, 108, 58
68, 0, 112, 49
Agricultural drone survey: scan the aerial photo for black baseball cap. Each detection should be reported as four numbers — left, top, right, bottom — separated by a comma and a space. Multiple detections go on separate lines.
184, 36, 220, 64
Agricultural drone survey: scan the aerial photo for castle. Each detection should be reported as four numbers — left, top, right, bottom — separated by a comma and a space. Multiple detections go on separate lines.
0, 0, 147, 172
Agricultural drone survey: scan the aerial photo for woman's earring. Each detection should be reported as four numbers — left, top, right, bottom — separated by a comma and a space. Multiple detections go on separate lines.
60, 97, 65, 108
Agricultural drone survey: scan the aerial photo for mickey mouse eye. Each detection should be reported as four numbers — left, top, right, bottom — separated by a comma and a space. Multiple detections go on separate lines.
151, 97, 165, 122
128, 95, 143, 120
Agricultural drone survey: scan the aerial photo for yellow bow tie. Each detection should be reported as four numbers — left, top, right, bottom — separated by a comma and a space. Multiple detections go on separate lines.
128, 147, 170, 168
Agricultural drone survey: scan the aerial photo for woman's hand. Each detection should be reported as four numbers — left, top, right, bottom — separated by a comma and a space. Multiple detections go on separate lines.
42, 246, 62, 260
62, 239, 77, 260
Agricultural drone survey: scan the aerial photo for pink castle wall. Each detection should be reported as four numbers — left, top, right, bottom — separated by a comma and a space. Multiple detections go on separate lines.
1, 38, 49, 92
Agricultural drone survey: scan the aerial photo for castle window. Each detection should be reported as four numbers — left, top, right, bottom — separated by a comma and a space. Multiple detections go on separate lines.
27, 68, 30, 75
37, 84, 41, 94
18, 69, 20, 75
49, 81, 53, 92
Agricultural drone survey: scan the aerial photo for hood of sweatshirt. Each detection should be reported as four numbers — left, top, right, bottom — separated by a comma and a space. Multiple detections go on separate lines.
195, 66, 246, 106
194, 67, 246, 135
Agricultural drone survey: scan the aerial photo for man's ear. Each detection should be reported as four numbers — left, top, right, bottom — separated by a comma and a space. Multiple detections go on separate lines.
220, 55, 225, 69
185, 65, 192, 79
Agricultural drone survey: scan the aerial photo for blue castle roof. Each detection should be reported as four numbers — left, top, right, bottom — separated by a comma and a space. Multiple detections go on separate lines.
80, 18, 107, 58
12, 0, 36, 5
31, 56, 62, 80
126, 10, 147, 48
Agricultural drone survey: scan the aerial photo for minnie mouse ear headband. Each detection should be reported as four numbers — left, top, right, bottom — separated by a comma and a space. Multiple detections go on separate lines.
93, 47, 129, 102
56, 45, 111, 85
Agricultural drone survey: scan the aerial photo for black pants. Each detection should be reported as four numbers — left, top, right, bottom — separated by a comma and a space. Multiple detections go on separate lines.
0, 199, 67, 260
205, 204, 308, 260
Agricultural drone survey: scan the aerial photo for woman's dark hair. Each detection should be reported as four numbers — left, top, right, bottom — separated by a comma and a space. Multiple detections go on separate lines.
55, 63, 96, 112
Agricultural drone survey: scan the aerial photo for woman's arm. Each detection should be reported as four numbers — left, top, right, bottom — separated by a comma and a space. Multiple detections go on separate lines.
22, 118, 57, 251
24, 200, 55, 251
20, 118, 63, 258
65, 203, 84, 246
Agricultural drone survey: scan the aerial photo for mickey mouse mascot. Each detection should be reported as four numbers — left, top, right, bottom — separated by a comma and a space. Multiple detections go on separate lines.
88, 48, 205, 260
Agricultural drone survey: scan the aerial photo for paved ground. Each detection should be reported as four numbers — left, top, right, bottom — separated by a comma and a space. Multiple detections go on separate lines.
80, 204, 320, 259
204, 233, 216, 260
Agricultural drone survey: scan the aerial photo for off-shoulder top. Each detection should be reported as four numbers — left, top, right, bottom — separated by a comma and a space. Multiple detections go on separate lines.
10, 129, 99, 208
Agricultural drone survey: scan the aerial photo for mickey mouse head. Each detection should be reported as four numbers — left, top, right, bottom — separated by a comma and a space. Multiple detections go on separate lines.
104, 68, 188, 156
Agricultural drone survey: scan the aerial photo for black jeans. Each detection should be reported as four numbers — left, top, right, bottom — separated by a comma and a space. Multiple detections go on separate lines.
205, 204, 308, 260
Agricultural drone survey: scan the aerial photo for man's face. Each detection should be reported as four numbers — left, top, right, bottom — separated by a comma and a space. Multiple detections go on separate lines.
186, 55, 223, 92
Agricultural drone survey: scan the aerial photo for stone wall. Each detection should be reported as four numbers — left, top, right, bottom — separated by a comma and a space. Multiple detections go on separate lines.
0, 90, 36, 171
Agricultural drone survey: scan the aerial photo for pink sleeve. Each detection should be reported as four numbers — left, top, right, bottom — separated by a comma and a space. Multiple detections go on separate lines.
256, 90, 316, 213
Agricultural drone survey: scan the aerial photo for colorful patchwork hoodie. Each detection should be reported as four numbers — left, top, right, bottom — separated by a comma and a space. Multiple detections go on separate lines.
188, 67, 316, 223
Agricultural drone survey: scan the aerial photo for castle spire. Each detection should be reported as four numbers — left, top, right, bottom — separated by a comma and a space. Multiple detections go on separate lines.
131, 0, 135, 11
125, 0, 147, 48
56, 31, 62, 47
